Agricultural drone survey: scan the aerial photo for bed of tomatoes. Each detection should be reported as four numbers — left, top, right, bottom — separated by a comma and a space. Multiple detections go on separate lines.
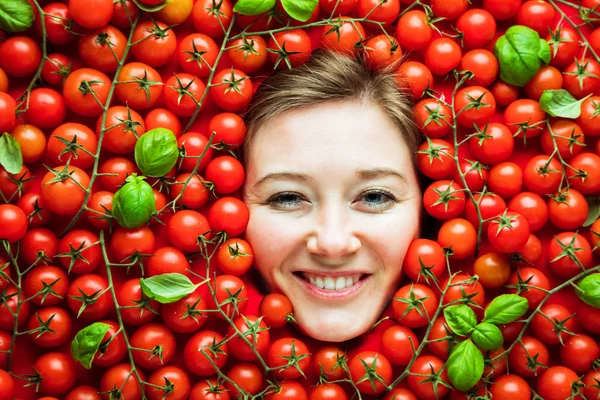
0, 0, 599, 399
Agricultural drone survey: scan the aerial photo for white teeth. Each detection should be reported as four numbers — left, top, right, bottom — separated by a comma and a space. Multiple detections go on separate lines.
324, 277, 336, 290
302, 273, 363, 290
315, 276, 324, 289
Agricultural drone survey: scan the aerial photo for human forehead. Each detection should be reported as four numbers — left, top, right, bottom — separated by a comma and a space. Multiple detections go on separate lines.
248, 100, 412, 168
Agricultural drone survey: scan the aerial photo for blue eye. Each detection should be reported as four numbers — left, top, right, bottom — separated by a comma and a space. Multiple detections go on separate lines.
267, 190, 398, 210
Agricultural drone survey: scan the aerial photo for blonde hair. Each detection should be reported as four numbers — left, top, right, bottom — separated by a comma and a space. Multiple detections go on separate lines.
239, 47, 421, 166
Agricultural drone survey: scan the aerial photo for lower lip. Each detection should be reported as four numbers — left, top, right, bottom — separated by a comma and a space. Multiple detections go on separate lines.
293, 273, 370, 300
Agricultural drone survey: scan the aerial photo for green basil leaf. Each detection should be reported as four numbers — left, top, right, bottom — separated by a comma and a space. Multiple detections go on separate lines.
576, 273, 600, 308
494, 25, 544, 87
447, 339, 484, 392
538, 38, 551, 65
140, 273, 200, 304
112, 174, 156, 229
281, 0, 318, 22
483, 294, 529, 325
443, 305, 477, 337
540, 89, 589, 119
71, 322, 111, 369
583, 196, 600, 228
233, 0, 276, 15
0, 0, 34, 33
471, 322, 504, 351
0, 133, 23, 174
134, 128, 179, 177
131, 0, 169, 12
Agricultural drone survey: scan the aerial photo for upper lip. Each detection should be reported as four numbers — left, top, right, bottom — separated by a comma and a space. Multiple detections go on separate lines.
294, 270, 371, 277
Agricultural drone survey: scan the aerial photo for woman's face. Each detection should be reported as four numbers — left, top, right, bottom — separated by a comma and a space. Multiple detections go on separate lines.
242, 99, 422, 342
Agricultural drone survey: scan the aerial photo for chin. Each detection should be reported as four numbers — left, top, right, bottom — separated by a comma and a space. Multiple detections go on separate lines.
294, 308, 375, 343
308, 327, 366, 343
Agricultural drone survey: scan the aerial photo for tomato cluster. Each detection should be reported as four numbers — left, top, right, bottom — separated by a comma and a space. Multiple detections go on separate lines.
0, 0, 599, 399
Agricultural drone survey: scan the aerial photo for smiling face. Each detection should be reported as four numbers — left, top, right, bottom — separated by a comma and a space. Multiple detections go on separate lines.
242, 99, 422, 342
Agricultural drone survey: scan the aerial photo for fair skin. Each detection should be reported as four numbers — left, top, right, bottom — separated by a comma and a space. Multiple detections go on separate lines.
242, 99, 422, 342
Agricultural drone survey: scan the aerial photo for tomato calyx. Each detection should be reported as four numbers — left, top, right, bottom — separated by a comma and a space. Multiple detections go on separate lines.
535, 156, 562, 177
415, 362, 454, 398
548, 123, 586, 154
170, 75, 200, 106
117, 106, 144, 137
354, 354, 391, 393
469, 123, 494, 146
123, 71, 162, 104
231, 36, 260, 59
393, 284, 430, 318
181, 296, 206, 324
70, 286, 109, 318
205, 378, 229, 395
26, 311, 55, 339
95, 31, 114, 47
227, 240, 252, 259
507, 119, 545, 145
446, 275, 484, 309
122, 250, 153, 274
571, 376, 587, 398
422, 101, 452, 132
3, 169, 33, 201
22, 368, 43, 392
524, 350, 549, 377
25, 197, 46, 223
47, 58, 72, 84
147, 344, 166, 365
266, 41, 302, 70
129, 291, 160, 316
54, 135, 91, 162
506, 271, 537, 297
214, 285, 247, 318
77, 79, 104, 98
564, 58, 600, 91
199, 334, 228, 359
549, 233, 587, 271
417, 136, 453, 164
32, 278, 63, 305
549, 188, 575, 206
490, 210, 519, 236
218, 68, 250, 96
592, 229, 600, 252
184, 41, 211, 68
579, 3, 600, 25
285, 312, 296, 324
544, 311, 577, 346
317, 353, 348, 385
431, 184, 465, 212
98, 383, 125, 399
43, 163, 79, 186
547, 26, 573, 59
55, 241, 90, 274
142, 19, 176, 41
463, 159, 487, 177
210, 140, 240, 158
235, 315, 269, 344
271, 339, 310, 379
422, 4, 447, 34
153, 376, 176, 398
459, 91, 493, 115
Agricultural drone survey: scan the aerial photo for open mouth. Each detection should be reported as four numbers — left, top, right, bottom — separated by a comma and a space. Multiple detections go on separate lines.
293, 271, 369, 291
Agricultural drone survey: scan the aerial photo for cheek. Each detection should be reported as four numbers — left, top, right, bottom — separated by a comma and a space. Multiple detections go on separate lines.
373, 208, 421, 277
244, 210, 302, 282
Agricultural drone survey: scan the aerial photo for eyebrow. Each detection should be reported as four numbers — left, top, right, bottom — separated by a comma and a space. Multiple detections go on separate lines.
253, 168, 408, 190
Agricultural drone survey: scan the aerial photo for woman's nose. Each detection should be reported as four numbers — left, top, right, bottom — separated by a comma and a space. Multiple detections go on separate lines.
306, 202, 361, 260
